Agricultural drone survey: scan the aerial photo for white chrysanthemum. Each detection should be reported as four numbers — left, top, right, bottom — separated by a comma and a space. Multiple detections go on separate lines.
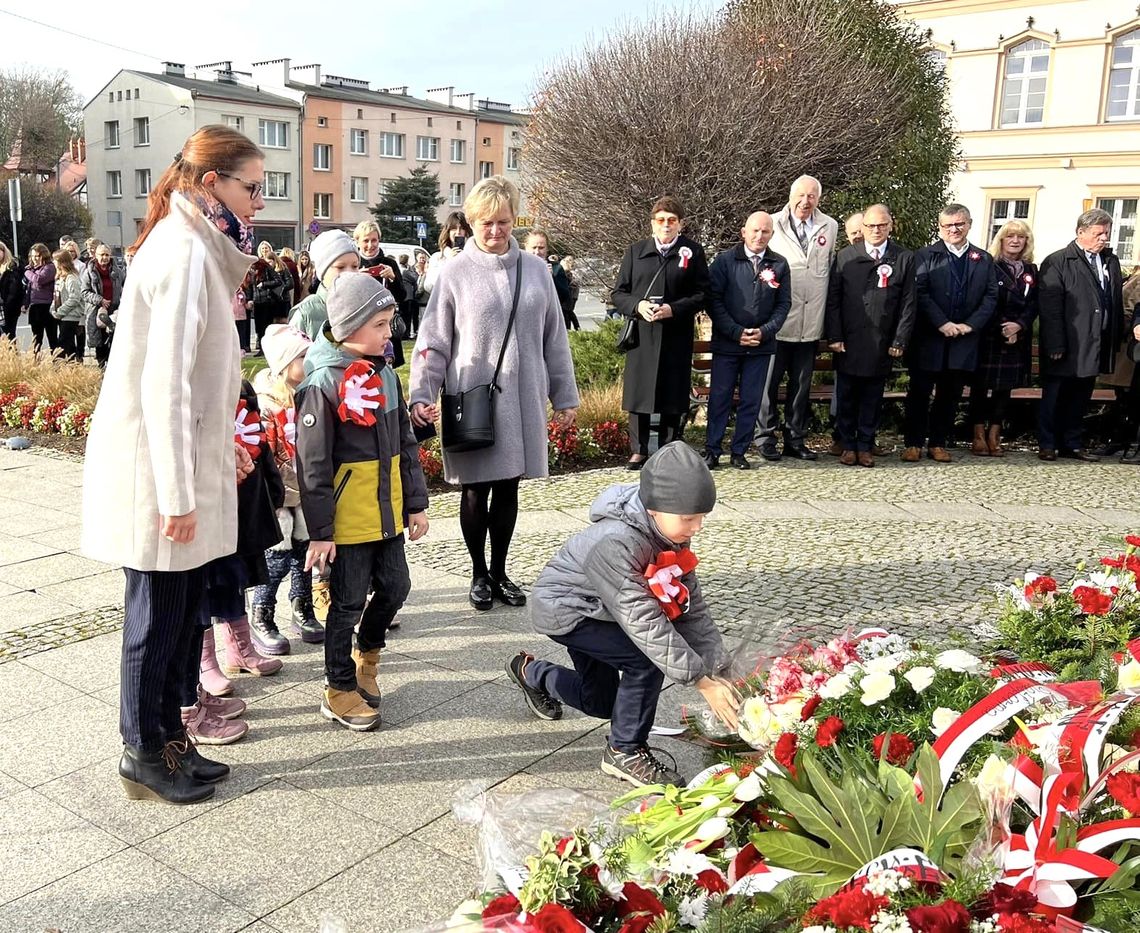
931, 707, 959, 737
903, 666, 936, 693
664, 847, 716, 878
678, 894, 709, 927
819, 673, 853, 700
739, 697, 782, 748
860, 671, 896, 706
935, 649, 983, 673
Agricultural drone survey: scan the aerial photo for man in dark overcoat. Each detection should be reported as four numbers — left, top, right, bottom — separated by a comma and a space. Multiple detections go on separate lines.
1037, 207, 1125, 461
704, 211, 791, 470
613, 196, 709, 468
825, 204, 916, 467
902, 203, 998, 463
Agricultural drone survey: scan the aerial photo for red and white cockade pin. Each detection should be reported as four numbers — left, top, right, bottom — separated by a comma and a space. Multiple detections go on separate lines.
1023, 272, 1034, 297
969, 250, 982, 262
760, 268, 779, 289
816, 233, 827, 248
877, 264, 893, 289
234, 401, 264, 459
678, 246, 693, 270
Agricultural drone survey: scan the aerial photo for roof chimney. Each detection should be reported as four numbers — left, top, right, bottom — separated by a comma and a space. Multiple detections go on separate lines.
453, 92, 477, 111
426, 85, 454, 107
290, 63, 322, 86
252, 57, 291, 88
163, 61, 186, 77
385, 85, 409, 96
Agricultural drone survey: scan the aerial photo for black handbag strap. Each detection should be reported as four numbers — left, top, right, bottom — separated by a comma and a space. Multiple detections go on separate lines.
642, 255, 668, 302
490, 254, 524, 392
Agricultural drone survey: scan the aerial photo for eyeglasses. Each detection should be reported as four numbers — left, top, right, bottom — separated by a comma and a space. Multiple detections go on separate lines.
940, 221, 969, 231
216, 171, 263, 201
653, 216, 680, 225
863, 222, 890, 230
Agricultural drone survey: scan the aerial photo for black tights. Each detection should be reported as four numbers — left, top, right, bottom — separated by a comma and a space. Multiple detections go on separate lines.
629, 412, 683, 457
966, 386, 1011, 427
460, 478, 521, 580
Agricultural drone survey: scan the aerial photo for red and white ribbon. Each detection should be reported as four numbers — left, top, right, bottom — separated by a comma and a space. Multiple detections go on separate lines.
234, 401, 264, 458
678, 246, 692, 270
876, 263, 892, 289
273, 407, 296, 459
337, 360, 385, 427
645, 549, 698, 622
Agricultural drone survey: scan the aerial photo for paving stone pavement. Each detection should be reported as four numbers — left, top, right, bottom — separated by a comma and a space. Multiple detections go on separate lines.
0, 443, 1136, 931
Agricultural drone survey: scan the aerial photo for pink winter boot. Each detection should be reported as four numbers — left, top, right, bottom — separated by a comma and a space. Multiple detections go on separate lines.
181, 702, 249, 745
217, 617, 284, 677
200, 627, 234, 697
198, 684, 246, 720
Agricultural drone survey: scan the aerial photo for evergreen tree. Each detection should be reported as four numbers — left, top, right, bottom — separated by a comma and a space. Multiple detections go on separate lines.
371, 166, 444, 245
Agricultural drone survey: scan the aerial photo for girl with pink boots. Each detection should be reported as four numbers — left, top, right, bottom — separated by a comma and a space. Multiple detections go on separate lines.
188, 381, 287, 744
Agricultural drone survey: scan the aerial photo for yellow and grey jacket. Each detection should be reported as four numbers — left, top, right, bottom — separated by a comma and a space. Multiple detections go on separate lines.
294, 331, 428, 544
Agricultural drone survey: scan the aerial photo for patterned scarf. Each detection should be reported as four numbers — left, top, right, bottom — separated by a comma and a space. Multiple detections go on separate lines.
191, 189, 255, 255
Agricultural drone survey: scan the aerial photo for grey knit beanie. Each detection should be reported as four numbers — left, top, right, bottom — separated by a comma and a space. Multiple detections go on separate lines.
309, 229, 357, 281
326, 273, 397, 342
640, 442, 717, 514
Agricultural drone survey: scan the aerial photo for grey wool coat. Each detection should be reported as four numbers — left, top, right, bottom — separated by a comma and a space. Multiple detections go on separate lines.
409, 238, 579, 485
531, 484, 728, 686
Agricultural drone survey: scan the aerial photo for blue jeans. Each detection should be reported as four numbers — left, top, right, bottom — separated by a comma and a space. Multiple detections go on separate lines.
705, 353, 773, 457
525, 619, 665, 752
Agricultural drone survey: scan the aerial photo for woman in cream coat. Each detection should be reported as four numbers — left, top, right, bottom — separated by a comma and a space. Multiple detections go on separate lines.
82, 125, 265, 805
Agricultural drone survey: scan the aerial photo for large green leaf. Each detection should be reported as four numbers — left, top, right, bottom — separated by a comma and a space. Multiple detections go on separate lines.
903, 745, 983, 870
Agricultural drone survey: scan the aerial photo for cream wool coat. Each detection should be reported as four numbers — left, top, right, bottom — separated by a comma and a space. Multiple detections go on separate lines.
81, 193, 253, 572
769, 205, 839, 342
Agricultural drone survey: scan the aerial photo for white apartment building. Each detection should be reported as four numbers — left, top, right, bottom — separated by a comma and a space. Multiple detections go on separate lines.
84, 64, 302, 253
893, 0, 1140, 265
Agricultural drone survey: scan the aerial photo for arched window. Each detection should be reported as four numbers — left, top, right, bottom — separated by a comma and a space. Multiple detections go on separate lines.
1108, 28, 1140, 120
1000, 39, 1050, 127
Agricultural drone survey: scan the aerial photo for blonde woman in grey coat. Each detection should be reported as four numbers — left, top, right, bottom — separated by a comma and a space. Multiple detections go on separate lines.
410, 176, 579, 612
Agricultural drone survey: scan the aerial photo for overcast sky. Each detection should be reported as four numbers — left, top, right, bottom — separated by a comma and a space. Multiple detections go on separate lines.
0, 0, 716, 108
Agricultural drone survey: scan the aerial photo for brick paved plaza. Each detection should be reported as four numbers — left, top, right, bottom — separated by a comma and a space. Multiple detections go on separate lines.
0, 443, 1135, 931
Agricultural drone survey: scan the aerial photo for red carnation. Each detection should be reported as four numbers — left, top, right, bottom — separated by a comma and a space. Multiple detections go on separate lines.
530, 903, 584, 933
1107, 771, 1140, 814
801, 695, 822, 720
1072, 585, 1113, 616
996, 914, 1054, 933
975, 883, 1037, 916
1126, 534, 1140, 549
774, 732, 798, 773
695, 869, 728, 894
1023, 575, 1057, 598
555, 836, 575, 857
816, 716, 845, 748
482, 893, 521, 921
807, 887, 888, 930
873, 732, 916, 766
905, 900, 972, 933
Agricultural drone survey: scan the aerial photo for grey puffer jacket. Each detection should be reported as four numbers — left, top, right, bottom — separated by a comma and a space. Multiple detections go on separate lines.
531, 484, 727, 685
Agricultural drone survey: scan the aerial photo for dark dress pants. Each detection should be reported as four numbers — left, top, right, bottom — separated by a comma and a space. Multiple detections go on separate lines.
1039, 375, 1097, 451
629, 412, 683, 457
757, 340, 816, 448
525, 619, 665, 752
120, 566, 207, 751
835, 372, 888, 453
705, 352, 773, 457
903, 369, 969, 448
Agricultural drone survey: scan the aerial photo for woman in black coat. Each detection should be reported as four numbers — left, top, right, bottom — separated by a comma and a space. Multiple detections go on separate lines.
0, 242, 23, 341
612, 196, 709, 468
968, 221, 1038, 456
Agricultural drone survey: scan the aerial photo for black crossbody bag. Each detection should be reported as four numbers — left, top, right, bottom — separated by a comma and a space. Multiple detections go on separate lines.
616, 255, 669, 354
440, 254, 524, 452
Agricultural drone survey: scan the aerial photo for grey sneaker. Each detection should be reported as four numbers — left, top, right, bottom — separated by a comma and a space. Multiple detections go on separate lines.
505, 652, 563, 720
601, 745, 683, 787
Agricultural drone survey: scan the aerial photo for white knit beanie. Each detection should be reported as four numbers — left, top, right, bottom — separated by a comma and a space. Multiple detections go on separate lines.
261, 324, 312, 377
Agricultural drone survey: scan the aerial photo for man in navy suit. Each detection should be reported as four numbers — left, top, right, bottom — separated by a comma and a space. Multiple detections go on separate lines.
901, 203, 998, 463
704, 212, 791, 470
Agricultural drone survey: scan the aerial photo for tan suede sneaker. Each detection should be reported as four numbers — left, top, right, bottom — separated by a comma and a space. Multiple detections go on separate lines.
320, 687, 379, 732
353, 647, 382, 709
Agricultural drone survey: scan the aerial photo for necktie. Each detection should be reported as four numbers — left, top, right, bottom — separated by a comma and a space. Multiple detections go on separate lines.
796, 223, 809, 252
1088, 253, 1103, 287
871, 248, 881, 262
751, 255, 762, 276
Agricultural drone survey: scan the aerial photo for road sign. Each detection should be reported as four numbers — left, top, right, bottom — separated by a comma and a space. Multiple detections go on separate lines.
392, 215, 412, 222
308, 220, 321, 235
416, 222, 428, 240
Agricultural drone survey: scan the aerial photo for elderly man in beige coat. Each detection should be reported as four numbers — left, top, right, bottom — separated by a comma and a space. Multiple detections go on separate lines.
757, 174, 839, 460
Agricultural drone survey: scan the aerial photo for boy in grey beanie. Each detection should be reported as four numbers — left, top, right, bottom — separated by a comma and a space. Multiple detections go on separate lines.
505, 441, 740, 787
289, 230, 360, 341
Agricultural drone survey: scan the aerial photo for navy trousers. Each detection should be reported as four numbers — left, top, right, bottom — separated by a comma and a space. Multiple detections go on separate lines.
525, 619, 665, 752
904, 369, 969, 449
120, 566, 207, 751
705, 353, 773, 457
1039, 375, 1096, 451
835, 373, 888, 452
326, 537, 410, 691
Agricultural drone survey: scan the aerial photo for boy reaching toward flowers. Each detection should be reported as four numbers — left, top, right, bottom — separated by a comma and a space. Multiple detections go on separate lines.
294, 274, 429, 732
505, 442, 740, 787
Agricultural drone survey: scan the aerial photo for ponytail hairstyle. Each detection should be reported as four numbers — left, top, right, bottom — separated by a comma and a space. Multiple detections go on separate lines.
133, 124, 264, 251
52, 249, 77, 278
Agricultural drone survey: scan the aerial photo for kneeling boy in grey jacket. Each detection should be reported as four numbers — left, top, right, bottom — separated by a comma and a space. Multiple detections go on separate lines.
506, 442, 741, 787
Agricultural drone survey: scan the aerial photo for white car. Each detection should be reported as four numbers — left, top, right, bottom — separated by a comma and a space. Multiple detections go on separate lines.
380, 243, 430, 268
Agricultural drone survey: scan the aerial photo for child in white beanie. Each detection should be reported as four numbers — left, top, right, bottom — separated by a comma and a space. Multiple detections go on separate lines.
245, 324, 326, 651
289, 229, 359, 341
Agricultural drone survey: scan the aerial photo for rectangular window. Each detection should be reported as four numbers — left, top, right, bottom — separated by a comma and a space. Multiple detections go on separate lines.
1096, 196, 1138, 264
317, 116, 328, 128
450, 138, 466, 163
449, 182, 464, 207
105, 121, 120, 149
134, 88, 140, 98
133, 117, 150, 146
117, 90, 122, 101
506, 147, 520, 171
135, 169, 151, 197
988, 197, 1030, 242
107, 171, 122, 198
357, 108, 363, 119
1000, 40, 1050, 127
416, 136, 439, 161
313, 193, 332, 219
350, 128, 368, 155
264, 171, 289, 199
125, 89, 131, 100
108, 92, 113, 102
223, 114, 244, 131
482, 136, 491, 146
479, 161, 493, 179
377, 179, 391, 199
350, 177, 368, 202
380, 132, 405, 158
259, 119, 288, 148
313, 143, 332, 171
1108, 29, 1140, 120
